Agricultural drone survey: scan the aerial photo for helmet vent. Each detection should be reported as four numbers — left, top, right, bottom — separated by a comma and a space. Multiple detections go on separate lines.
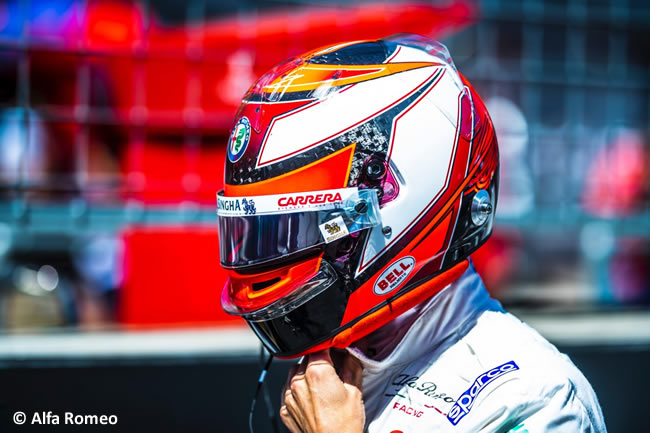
252, 277, 281, 292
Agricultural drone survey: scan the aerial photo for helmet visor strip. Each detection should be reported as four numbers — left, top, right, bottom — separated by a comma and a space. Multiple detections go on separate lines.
217, 187, 381, 268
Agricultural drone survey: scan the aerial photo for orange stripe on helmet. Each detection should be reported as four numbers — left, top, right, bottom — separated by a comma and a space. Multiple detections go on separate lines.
225, 143, 356, 196
262, 62, 442, 94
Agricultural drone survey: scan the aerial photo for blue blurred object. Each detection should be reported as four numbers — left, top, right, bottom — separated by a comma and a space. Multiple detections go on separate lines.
0, 0, 81, 42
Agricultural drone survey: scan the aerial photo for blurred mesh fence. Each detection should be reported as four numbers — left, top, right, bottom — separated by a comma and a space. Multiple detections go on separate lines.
447, 0, 649, 221
444, 0, 650, 305
0, 0, 648, 330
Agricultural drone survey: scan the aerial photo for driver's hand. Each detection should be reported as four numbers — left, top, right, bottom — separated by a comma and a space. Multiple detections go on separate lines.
280, 349, 364, 433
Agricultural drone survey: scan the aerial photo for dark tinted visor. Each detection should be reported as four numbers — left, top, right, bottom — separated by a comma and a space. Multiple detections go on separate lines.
217, 188, 380, 268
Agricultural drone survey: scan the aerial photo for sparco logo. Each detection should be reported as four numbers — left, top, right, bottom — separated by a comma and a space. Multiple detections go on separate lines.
447, 361, 519, 426
373, 256, 415, 295
278, 192, 343, 207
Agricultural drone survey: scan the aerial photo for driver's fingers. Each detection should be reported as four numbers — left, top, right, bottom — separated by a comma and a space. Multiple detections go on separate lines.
280, 389, 304, 433
304, 350, 340, 389
281, 363, 297, 408
290, 361, 313, 415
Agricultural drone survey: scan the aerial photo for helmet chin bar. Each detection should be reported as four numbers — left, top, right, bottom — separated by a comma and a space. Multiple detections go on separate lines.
258, 259, 471, 359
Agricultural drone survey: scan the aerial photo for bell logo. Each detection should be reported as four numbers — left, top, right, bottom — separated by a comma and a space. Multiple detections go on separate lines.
373, 256, 415, 296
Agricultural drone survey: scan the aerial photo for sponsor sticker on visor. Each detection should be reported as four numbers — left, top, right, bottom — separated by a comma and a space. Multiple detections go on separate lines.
218, 188, 359, 216
319, 216, 350, 243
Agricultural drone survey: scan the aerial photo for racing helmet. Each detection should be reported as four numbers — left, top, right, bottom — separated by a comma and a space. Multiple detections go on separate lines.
218, 34, 499, 358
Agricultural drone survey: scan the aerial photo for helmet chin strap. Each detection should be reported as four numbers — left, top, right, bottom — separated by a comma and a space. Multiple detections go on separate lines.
330, 259, 470, 350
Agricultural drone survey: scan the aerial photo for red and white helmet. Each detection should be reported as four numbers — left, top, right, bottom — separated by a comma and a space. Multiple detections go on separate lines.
218, 34, 499, 358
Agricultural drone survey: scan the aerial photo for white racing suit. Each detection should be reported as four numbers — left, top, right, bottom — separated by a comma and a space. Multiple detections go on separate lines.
347, 263, 606, 433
